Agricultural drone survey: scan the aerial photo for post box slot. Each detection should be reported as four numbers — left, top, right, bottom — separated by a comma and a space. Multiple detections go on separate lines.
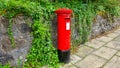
65, 18, 70, 19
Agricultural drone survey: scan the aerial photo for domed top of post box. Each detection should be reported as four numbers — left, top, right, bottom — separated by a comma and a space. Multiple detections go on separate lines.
55, 8, 72, 14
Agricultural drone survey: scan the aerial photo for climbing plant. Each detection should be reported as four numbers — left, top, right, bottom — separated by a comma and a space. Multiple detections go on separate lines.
0, 0, 120, 68
0, 0, 59, 68
54, 1, 120, 46
0, 63, 10, 68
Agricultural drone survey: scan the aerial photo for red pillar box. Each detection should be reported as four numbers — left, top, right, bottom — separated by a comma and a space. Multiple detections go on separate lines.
55, 8, 72, 63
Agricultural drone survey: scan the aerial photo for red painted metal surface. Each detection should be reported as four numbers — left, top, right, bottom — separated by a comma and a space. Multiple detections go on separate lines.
55, 8, 72, 50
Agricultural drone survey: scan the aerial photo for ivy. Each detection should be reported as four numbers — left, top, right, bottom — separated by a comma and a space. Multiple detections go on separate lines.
7, 19, 15, 48
0, 0, 59, 67
0, 63, 10, 68
26, 20, 59, 67
0, 0, 120, 68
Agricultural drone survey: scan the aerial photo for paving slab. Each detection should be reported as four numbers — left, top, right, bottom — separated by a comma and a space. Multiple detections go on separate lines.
106, 32, 119, 38
113, 35, 120, 42
67, 65, 77, 68
103, 56, 120, 68
70, 55, 82, 64
93, 47, 117, 60
105, 41, 120, 50
75, 54, 107, 68
76, 46, 94, 58
114, 30, 120, 34
96, 36, 113, 43
117, 28, 120, 31
60, 63, 72, 68
86, 39, 105, 49
116, 51, 120, 56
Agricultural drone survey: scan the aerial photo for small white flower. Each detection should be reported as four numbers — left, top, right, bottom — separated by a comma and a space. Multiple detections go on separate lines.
19, 56, 23, 59
25, 59, 27, 62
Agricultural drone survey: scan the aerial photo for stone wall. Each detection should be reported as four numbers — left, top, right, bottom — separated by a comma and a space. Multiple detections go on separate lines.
0, 13, 120, 67
52, 15, 120, 47
0, 14, 32, 67
91, 15, 120, 38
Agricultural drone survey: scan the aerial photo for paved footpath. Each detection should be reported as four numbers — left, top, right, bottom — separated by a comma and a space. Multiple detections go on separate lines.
61, 28, 120, 68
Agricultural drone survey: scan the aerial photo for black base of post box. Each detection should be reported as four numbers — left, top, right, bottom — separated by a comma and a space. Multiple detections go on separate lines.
58, 49, 70, 63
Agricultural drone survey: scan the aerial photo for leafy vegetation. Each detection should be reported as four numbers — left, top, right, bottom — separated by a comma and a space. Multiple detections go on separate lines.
51, 0, 120, 46
25, 20, 59, 67
0, 0, 120, 68
7, 19, 15, 48
0, 63, 10, 68
0, 0, 59, 68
